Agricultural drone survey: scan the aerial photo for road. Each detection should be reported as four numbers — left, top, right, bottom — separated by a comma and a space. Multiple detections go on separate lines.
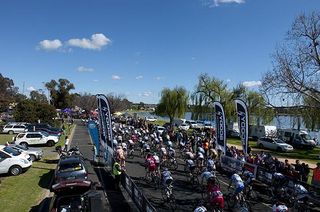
125, 149, 273, 212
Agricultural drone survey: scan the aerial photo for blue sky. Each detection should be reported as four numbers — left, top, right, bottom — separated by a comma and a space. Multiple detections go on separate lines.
1, 0, 320, 104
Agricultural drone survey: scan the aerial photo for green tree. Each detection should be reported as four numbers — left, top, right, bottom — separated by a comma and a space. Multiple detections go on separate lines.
45, 79, 75, 109
30, 90, 47, 103
155, 87, 188, 126
14, 100, 56, 124
0, 73, 21, 111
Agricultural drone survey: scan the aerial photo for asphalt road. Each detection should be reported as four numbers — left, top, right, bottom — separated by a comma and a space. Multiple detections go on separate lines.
125, 149, 273, 212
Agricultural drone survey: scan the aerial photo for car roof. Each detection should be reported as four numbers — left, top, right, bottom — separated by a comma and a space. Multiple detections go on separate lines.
59, 156, 83, 164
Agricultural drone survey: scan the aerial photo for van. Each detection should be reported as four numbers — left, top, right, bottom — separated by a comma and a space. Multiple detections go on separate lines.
248, 125, 277, 140
277, 129, 316, 150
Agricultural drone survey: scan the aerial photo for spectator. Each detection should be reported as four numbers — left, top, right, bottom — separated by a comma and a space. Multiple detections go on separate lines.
113, 158, 122, 191
64, 136, 69, 151
312, 163, 320, 188
301, 163, 309, 182
294, 160, 303, 181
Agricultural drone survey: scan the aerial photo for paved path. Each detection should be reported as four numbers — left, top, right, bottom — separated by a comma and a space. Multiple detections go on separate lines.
125, 151, 272, 211
72, 121, 132, 212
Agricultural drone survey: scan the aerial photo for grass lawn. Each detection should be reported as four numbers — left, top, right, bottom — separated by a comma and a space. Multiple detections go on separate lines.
227, 138, 320, 164
0, 124, 75, 212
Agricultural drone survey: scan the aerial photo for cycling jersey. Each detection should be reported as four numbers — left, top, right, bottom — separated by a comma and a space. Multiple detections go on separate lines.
162, 170, 173, 186
198, 147, 205, 154
153, 155, 160, 164
231, 174, 244, 195
146, 157, 156, 172
272, 204, 288, 212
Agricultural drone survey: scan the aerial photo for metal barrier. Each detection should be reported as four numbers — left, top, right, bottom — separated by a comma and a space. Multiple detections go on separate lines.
121, 172, 157, 212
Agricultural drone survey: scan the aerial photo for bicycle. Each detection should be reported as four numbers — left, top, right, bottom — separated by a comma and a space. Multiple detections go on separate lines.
145, 170, 161, 189
127, 147, 135, 159
186, 169, 199, 188
226, 188, 251, 211
164, 156, 178, 170
161, 184, 177, 210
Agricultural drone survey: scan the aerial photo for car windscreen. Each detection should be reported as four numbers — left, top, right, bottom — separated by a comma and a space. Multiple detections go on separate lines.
275, 139, 285, 143
59, 162, 83, 172
15, 145, 28, 150
301, 134, 312, 140
40, 131, 49, 137
3, 146, 21, 156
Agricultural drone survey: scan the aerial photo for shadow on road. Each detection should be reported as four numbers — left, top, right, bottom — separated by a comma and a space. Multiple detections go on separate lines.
94, 167, 131, 212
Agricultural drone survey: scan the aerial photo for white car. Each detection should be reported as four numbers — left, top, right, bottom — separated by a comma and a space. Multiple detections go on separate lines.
15, 132, 59, 148
179, 123, 190, 131
146, 116, 157, 122
0, 145, 32, 175
2, 124, 26, 134
186, 120, 198, 129
257, 137, 294, 152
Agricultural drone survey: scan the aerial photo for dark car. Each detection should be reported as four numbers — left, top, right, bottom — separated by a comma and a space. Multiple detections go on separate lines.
54, 156, 88, 183
227, 129, 240, 138
25, 123, 63, 136
50, 179, 106, 212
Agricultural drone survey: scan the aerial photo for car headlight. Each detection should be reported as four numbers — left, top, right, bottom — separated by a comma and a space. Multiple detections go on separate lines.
20, 158, 29, 164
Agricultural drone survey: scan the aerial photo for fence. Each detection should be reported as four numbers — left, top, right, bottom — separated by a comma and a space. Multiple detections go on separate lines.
220, 155, 320, 194
121, 172, 157, 212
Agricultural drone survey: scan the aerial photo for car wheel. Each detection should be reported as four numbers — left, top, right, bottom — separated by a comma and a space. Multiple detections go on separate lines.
30, 154, 36, 162
9, 165, 22, 176
47, 140, 54, 147
8, 130, 14, 135
20, 142, 28, 148
258, 143, 264, 149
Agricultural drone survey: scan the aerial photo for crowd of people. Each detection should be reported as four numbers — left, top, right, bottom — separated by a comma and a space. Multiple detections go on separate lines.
108, 115, 318, 211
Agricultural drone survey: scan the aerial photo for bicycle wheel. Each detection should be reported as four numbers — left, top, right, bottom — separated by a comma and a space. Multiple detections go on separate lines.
226, 193, 236, 209
169, 194, 177, 210
154, 175, 160, 189
247, 189, 258, 202
172, 159, 178, 170
161, 188, 167, 201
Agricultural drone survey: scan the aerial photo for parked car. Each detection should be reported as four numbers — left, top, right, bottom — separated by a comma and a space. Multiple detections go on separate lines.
145, 116, 157, 122
14, 131, 59, 148
227, 129, 240, 138
50, 179, 106, 212
257, 137, 293, 152
2, 123, 27, 134
8, 144, 43, 161
178, 123, 190, 131
54, 155, 88, 184
25, 123, 63, 136
186, 120, 198, 129
0, 145, 32, 175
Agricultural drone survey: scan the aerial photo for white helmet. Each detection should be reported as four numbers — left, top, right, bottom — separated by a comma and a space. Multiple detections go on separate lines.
194, 206, 207, 212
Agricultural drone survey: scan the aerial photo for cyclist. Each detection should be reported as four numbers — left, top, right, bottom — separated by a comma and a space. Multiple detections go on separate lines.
160, 146, 167, 162
161, 168, 173, 187
194, 206, 207, 212
168, 146, 176, 158
200, 168, 215, 186
272, 201, 288, 212
145, 153, 157, 178
242, 170, 254, 187
186, 158, 196, 173
142, 142, 151, 156
206, 157, 216, 172
197, 152, 205, 169
153, 152, 161, 171
228, 173, 244, 200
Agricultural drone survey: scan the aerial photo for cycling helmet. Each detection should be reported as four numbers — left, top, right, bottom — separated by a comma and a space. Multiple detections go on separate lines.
272, 204, 288, 212
194, 206, 207, 212
144, 136, 149, 141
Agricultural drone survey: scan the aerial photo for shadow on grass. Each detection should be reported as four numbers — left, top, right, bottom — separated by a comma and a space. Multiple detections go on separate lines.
29, 196, 52, 212
38, 169, 55, 189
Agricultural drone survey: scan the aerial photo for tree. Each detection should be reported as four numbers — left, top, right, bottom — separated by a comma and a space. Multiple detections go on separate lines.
72, 92, 97, 112
13, 99, 56, 124
155, 87, 188, 126
0, 73, 20, 111
193, 74, 272, 125
30, 90, 47, 103
262, 12, 320, 107
45, 79, 75, 109
107, 93, 132, 114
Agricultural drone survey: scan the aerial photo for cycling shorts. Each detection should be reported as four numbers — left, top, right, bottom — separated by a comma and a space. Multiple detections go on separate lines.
234, 183, 244, 195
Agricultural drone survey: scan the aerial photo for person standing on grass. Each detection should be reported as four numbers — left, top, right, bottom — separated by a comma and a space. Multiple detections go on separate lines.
312, 163, 320, 188
64, 136, 69, 151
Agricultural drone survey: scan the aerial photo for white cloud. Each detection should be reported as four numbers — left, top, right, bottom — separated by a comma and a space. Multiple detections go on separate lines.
67, 33, 111, 50
77, 66, 94, 72
112, 75, 121, 80
27, 86, 36, 91
202, 0, 245, 7
139, 91, 152, 97
155, 76, 163, 80
135, 75, 143, 80
242, 80, 262, 88
38, 39, 62, 50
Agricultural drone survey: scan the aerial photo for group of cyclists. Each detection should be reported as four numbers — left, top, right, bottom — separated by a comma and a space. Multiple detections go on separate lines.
110, 116, 314, 211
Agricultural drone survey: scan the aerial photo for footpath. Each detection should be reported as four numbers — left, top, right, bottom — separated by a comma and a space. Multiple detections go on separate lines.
72, 121, 132, 212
